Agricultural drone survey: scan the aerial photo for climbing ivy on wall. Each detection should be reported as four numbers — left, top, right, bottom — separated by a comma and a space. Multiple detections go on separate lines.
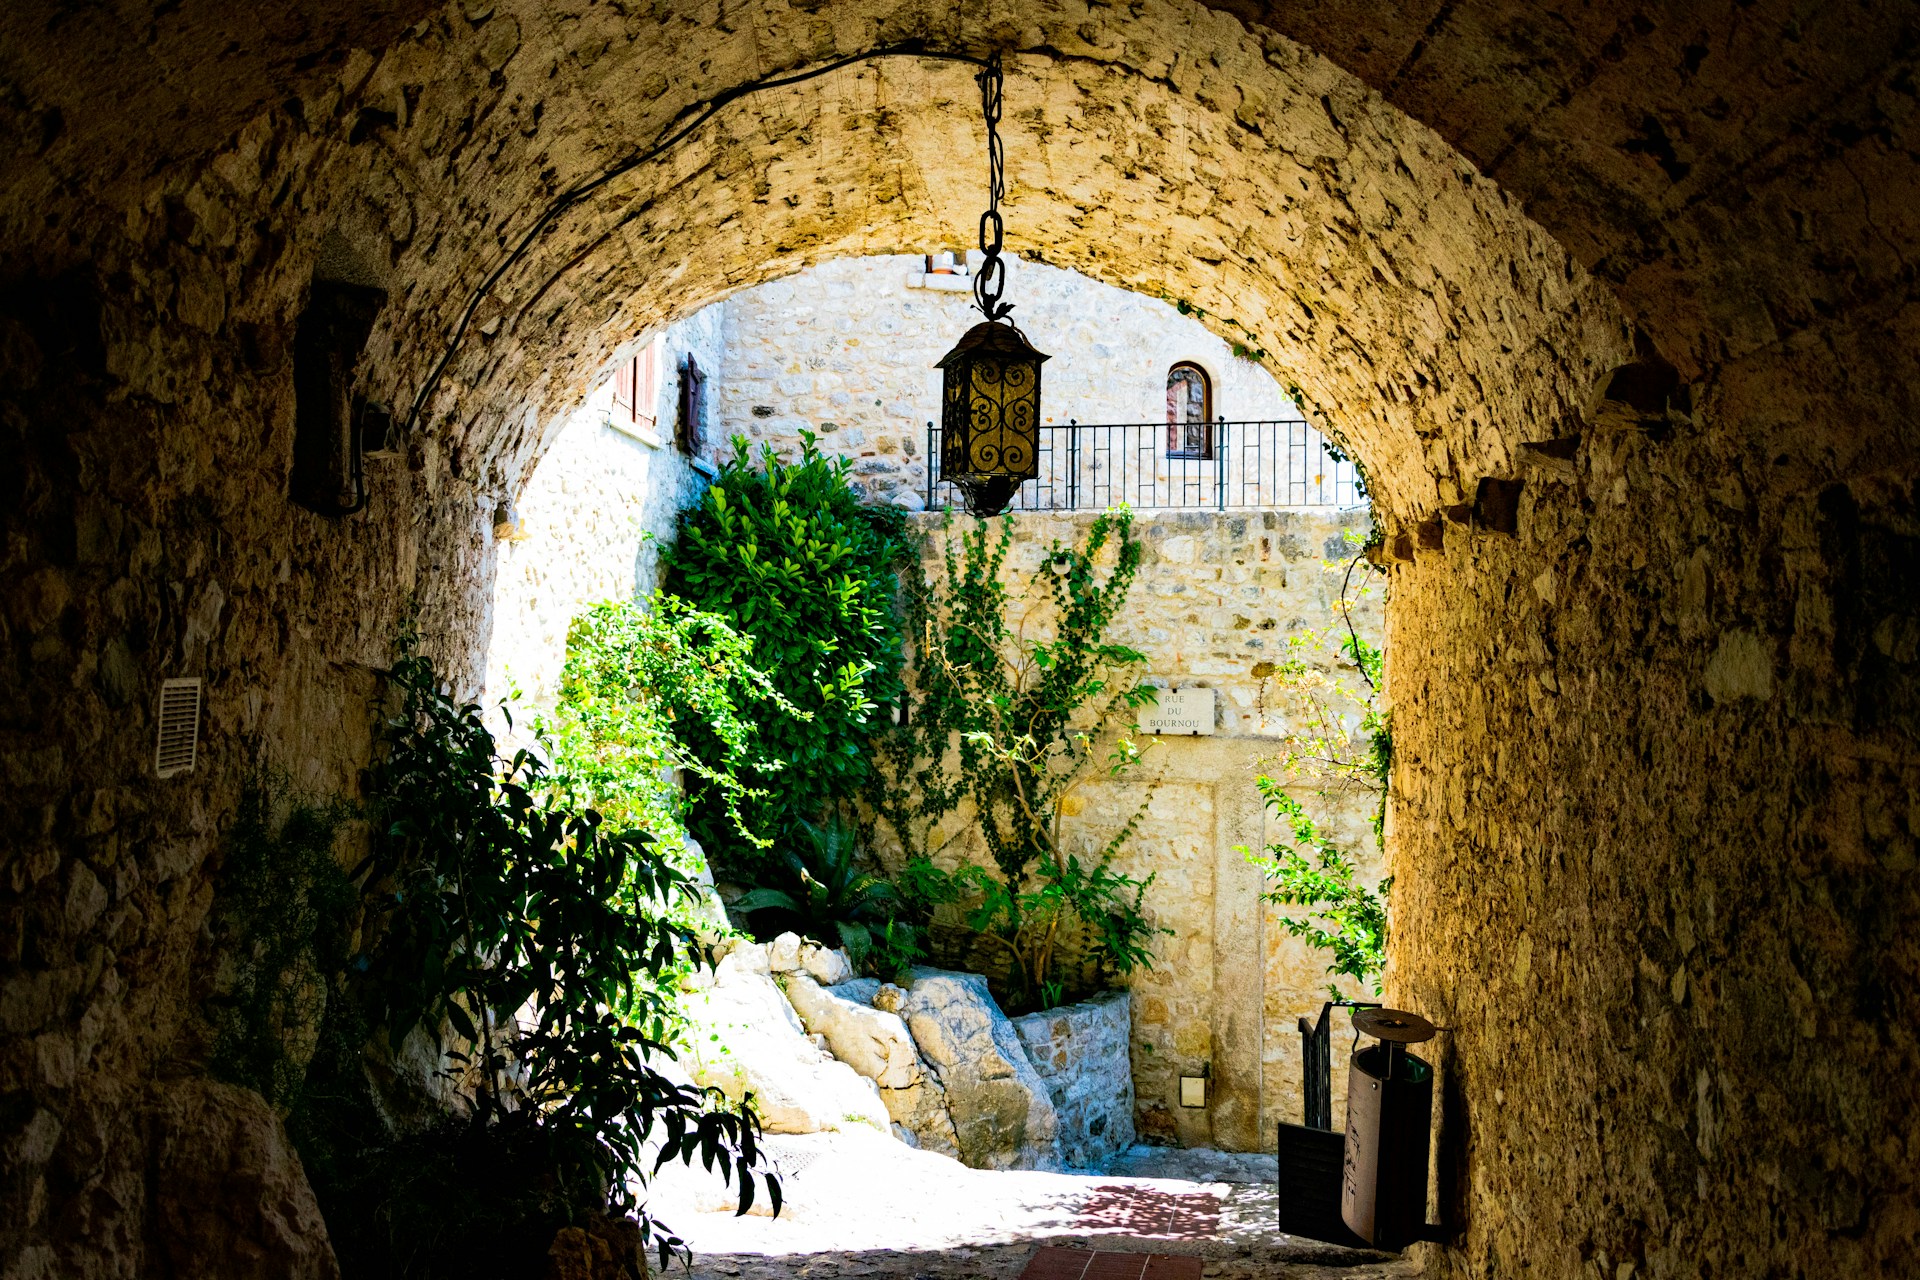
662, 434, 911, 871
204, 778, 355, 1109
874, 509, 1169, 1013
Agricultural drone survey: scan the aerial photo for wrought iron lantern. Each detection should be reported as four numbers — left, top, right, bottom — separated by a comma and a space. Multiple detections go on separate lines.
936, 53, 1050, 518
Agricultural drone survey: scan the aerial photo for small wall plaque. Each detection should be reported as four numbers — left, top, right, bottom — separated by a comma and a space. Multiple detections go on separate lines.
1141, 687, 1215, 736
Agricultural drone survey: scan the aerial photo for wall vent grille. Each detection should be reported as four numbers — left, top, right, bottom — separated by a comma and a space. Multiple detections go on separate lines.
155, 678, 202, 778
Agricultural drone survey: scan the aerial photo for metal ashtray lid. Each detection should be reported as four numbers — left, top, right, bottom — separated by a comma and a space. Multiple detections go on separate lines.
1351, 1006, 1436, 1044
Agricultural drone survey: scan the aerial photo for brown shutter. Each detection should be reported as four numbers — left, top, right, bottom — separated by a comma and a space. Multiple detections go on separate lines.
635, 340, 660, 426
677, 353, 707, 456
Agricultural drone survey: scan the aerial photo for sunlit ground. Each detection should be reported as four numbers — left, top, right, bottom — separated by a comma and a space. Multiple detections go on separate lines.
645, 1132, 1418, 1278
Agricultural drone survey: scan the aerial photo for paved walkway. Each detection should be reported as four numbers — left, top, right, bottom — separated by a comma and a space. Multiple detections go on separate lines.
644, 1133, 1419, 1279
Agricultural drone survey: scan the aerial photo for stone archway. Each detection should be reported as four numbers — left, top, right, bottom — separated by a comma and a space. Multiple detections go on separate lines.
1, 2, 1914, 1278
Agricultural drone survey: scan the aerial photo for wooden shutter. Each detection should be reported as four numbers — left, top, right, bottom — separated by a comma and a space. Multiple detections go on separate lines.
634, 339, 661, 427
677, 353, 707, 456
612, 356, 637, 421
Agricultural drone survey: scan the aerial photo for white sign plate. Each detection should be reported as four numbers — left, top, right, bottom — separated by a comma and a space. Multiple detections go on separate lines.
1140, 687, 1215, 736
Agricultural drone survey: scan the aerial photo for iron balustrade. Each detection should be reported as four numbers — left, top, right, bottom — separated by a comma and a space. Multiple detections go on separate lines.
923, 418, 1362, 512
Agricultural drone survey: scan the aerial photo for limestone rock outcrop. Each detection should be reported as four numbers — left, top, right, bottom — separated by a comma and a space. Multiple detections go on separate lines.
676, 957, 890, 1135
781, 971, 962, 1157
145, 1079, 342, 1280
899, 968, 1061, 1171
781, 971, 918, 1088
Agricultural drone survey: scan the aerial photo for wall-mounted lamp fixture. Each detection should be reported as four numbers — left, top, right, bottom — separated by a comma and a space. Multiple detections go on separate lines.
493, 500, 527, 542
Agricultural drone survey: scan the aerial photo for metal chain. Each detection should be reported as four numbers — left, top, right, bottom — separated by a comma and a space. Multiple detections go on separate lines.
973, 52, 1012, 321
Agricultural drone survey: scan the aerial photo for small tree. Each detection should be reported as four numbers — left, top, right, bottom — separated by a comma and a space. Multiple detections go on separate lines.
662, 434, 910, 871
875, 509, 1167, 1012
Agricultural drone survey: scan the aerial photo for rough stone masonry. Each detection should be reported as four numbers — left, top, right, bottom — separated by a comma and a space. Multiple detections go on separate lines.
0, 1, 1915, 1278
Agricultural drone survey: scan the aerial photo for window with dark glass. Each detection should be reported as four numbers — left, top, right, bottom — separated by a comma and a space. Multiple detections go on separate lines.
1166, 362, 1213, 458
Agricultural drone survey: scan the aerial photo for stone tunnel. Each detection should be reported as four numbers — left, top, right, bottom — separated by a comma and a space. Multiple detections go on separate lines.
1, 0, 1915, 1276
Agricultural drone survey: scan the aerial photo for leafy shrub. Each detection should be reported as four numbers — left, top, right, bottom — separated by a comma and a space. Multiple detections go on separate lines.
543, 595, 794, 860
214, 646, 782, 1279
729, 816, 912, 972
874, 510, 1167, 1012
356, 652, 776, 1247
662, 434, 910, 870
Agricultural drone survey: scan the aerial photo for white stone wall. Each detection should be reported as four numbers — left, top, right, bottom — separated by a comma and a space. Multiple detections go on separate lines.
713, 254, 1325, 506
482, 307, 726, 724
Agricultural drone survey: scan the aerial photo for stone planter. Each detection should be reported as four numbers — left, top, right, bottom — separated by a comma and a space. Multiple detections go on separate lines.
1011, 990, 1136, 1170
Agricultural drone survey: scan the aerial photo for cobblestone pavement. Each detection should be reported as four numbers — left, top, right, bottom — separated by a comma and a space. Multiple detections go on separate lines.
646, 1133, 1420, 1279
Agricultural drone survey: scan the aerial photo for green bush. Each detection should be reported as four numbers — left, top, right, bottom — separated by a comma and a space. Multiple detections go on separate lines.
544, 595, 793, 862
729, 816, 916, 974
212, 646, 781, 1279
356, 652, 774, 1243
662, 434, 909, 871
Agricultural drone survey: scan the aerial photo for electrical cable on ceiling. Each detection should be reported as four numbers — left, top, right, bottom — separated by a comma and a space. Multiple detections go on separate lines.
402, 40, 1001, 440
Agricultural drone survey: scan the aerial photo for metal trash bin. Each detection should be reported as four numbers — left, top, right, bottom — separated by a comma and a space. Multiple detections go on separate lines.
1340, 1006, 1437, 1250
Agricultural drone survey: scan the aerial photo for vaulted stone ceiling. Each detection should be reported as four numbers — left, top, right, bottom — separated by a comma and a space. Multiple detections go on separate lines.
0, 3, 1913, 1279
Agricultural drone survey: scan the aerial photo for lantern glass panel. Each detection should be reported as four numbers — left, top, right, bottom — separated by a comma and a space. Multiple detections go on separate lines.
935, 322, 1049, 516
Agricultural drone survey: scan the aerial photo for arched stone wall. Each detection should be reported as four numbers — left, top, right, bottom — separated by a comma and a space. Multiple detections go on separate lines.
1, 1, 1914, 1277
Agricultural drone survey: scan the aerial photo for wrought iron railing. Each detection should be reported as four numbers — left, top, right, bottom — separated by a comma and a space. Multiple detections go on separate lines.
924, 418, 1363, 512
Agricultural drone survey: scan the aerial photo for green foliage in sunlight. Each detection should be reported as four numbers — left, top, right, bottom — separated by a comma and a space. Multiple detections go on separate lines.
1245, 532, 1392, 997
663, 434, 911, 870
544, 595, 793, 862
875, 509, 1168, 1012
1245, 779, 1390, 998
729, 816, 914, 974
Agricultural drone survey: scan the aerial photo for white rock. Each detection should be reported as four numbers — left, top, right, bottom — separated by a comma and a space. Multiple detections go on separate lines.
715, 941, 771, 984
800, 943, 855, 985
872, 982, 907, 1014
783, 972, 921, 1088
769, 931, 804, 971
677, 970, 890, 1135
900, 968, 1061, 1171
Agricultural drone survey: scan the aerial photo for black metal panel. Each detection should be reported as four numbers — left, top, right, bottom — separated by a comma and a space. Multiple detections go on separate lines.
1299, 1006, 1332, 1131
1275, 1123, 1372, 1249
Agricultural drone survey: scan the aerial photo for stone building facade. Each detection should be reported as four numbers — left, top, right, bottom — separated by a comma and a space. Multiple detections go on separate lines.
708, 253, 1318, 507
893, 508, 1384, 1152
487, 261, 1381, 1153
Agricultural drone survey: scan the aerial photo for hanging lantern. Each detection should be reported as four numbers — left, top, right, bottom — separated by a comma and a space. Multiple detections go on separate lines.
935, 52, 1049, 518
937, 320, 1048, 518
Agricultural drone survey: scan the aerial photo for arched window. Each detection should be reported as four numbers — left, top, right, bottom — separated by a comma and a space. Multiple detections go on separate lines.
1166, 362, 1213, 458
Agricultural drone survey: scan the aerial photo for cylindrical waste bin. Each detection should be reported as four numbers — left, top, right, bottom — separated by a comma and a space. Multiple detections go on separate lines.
1340, 1006, 1436, 1250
